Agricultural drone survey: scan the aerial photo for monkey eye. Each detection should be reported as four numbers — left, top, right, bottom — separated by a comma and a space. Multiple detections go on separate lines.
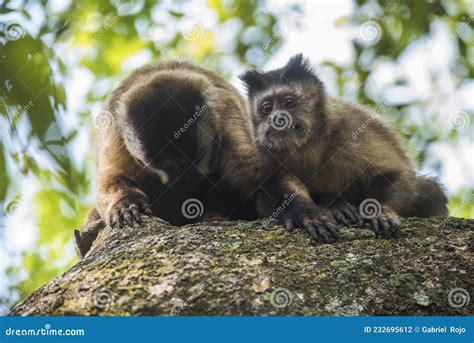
283, 98, 296, 108
260, 103, 273, 115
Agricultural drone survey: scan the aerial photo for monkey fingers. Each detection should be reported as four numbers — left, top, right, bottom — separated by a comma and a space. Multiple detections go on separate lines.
303, 213, 339, 243
281, 212, 336, 243
313, 211, 339, 240
341, 203, 364, 226
333, 209, 351, 226
281, 214, 295, 232
367, 212, 401, 238
333, 203, 363, 227
107, 193, 152, 229
302, 220, 334, 243
277, 197, 339, 242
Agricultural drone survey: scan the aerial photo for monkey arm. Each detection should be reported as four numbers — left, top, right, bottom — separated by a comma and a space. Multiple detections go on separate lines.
95, 125, 152, 228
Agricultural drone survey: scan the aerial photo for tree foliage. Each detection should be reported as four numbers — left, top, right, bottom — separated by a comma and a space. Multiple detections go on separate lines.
0, 0, 472, 310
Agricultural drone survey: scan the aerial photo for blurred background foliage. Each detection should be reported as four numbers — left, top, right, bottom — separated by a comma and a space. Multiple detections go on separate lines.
0, 0, 472, 312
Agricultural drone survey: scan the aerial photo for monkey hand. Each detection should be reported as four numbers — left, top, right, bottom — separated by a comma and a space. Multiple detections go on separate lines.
364, 206, 401, 238
332, 202, 364, 227
106, 191, 152, 229
278, 199, 339, 243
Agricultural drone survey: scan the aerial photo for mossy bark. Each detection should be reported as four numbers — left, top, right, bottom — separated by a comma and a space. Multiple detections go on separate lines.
9, 216, 473, 316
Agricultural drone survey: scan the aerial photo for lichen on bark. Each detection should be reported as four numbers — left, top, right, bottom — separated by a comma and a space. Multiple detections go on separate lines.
9, 216, 473, 316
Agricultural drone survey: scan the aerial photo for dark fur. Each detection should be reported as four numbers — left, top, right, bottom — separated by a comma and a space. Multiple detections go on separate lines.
77, 59, 350, 257
76, 60, 266, 258
240, 54, 448, 238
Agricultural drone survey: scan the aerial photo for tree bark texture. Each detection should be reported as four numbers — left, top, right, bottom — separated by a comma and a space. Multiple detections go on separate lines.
9, 216, 473, 316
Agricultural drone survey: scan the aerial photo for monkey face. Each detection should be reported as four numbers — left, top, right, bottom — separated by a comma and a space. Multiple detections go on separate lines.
250, 85, 318, 152
121, 85, 211, 188
145, 120, 217, 189
240, 53, 326, 155
148, 144, 206, 188
125, 127, 206, 188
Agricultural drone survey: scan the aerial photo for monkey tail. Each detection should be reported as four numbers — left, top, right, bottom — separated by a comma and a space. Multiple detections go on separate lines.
409, 176, 448, 217
73, 207, 104, 259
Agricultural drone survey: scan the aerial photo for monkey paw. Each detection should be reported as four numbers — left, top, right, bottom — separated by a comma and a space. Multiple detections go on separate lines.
107, 192, 152, 229
332, 202, 364, 227
280, 204, 339, 244
365, 207, 401, 238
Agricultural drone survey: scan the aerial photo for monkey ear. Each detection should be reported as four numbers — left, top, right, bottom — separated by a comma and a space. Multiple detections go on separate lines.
239, 70, 267, 95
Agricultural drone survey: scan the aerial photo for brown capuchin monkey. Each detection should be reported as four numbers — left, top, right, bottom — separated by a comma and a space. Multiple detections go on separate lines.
75, 60, 260, 257
75, 59, 339, 257
239, 54, 448, 239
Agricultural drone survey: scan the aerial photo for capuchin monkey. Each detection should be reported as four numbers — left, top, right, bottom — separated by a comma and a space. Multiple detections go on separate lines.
239, 54, 448, 239
75, 59, 334, 257
75, 60, 260, 257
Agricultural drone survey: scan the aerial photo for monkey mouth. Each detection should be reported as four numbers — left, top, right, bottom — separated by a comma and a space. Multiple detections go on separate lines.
261, 136, 296, 152
266, 124, 303, 137
260, 127, 307, 153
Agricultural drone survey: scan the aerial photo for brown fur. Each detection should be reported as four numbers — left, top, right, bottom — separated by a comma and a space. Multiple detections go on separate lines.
77, 60, 304, 257
241, 54, 448, 239
94, 60, 274, 225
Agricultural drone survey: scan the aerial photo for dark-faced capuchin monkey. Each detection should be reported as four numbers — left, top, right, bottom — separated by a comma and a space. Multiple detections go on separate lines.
240, 54, 448, 239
